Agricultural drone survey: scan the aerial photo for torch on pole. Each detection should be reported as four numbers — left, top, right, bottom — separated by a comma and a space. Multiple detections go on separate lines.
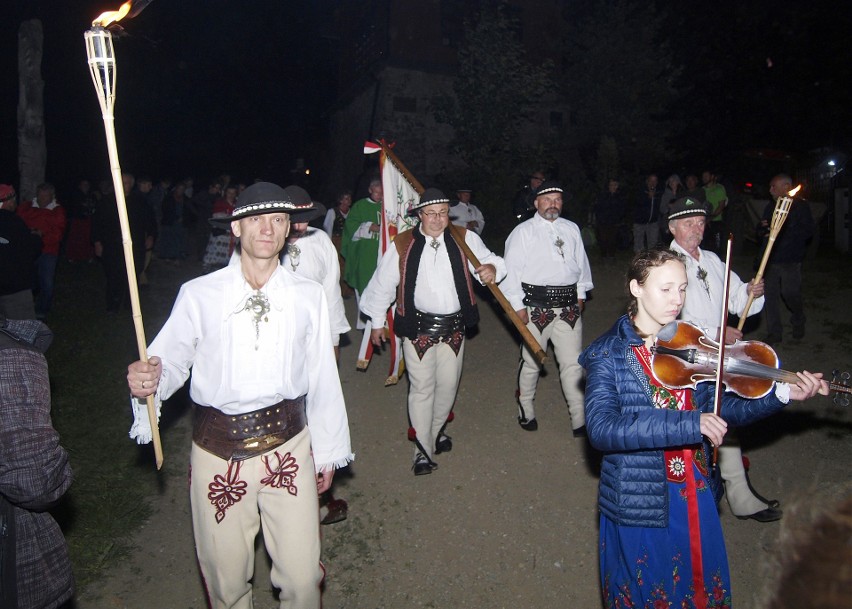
85, 23, 164, 469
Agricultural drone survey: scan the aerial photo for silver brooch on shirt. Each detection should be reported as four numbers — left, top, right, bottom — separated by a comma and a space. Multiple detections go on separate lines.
244, 290, 270, 349
554, 236, 565, 259
286, 243, 300, 271
430, 238, 440, 251
696, 266, 710, 298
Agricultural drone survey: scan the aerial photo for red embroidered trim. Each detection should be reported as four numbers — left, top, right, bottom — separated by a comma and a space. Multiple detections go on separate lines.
261, 450, 299, 497
207, 461, 247, 524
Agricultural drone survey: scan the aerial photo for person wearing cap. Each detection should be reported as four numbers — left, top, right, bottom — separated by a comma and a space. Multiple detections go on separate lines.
512, 170, 546, 224
668, 195, 780, 522
0, 185, 41, 319
503, 180, 593, 436
359, 188, 506, 475
126, 182, 353, 609
16, 182, 66, 319
449, 188, 485, 235
341, 177, 383, 329
280, 196, 350, 359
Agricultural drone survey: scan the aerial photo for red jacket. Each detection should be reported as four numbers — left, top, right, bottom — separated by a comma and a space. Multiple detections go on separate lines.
17, 199, 67, 256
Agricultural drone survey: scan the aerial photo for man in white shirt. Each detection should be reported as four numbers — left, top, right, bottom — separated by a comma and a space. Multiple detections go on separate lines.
360, 188, 505, 475
503, 180, 593, 436
127, 182, 353, 609
668, 195, 780, 523
281, 196, 351, 359
449, 188, 485, 235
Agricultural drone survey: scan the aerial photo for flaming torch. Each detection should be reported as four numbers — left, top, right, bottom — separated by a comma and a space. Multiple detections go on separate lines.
85, 3, 163, 469
737, 184, 802, 329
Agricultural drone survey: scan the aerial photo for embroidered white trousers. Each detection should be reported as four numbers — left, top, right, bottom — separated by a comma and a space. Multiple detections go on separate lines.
189, 427, 322, 609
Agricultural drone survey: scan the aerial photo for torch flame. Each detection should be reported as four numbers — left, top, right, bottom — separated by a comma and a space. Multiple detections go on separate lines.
788, 185, 802, 197
92, 1, 132, 27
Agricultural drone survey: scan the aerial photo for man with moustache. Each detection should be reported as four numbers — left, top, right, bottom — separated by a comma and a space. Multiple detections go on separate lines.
667, 195, 780, 522
503, 180, 593, 436
360, 188, 505, 475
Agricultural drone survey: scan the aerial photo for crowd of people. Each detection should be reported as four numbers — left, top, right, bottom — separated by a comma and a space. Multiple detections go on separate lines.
0, 165, 834, 609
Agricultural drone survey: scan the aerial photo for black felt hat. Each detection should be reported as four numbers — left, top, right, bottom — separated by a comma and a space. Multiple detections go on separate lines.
208, 182, 315, 226
533, 180, 564, 197
408, 187, 458, 215
667, 196, 709, 221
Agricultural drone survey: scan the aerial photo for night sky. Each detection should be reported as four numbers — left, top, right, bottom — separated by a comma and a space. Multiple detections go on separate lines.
2, 1, 850, 199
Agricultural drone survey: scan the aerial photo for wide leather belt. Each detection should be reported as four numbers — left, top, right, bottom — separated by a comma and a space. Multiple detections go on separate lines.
522, 283, 578, 308
414, 310, 464, 337
192, 396, 306, 462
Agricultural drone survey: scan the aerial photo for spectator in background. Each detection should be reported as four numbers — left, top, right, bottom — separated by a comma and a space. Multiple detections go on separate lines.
683, 173, 707, 204
512, 170, 546, 224
0, 316, 75, 609
65, 178, 97, 263
594, 178, 626, 259
659, 174, 683, 238
16, 182, 66, 319
0, 185, 41, 319
341, 177, 383, 330
202, 184, 238, 273
702, 169, 728, 253
189, 179, 222, 261
449, 188, 485, 235
156, 181, 187, 263
323, 190, 354, 298
759, 173, 814, 344
632, 173, 661, 252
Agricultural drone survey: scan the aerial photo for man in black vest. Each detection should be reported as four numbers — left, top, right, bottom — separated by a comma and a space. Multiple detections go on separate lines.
360, 188, 506, 475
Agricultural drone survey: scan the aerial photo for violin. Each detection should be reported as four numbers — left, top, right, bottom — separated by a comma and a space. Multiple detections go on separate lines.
651, 320, 852, 401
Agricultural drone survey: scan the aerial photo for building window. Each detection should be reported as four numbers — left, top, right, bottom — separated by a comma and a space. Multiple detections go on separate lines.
393, 96, 417, 113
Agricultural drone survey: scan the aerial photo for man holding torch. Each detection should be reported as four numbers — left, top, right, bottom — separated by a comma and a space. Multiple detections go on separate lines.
127, 182, 353, 609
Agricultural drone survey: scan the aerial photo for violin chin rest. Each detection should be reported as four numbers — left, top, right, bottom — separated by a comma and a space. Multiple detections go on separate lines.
658, 322, 679, 342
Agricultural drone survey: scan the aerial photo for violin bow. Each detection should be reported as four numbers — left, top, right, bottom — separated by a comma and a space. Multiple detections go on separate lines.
711, 234, 735, 469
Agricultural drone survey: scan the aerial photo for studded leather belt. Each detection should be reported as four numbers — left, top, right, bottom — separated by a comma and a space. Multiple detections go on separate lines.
192, 396, 306, 462
414, 310, 464, 337
522, 283, 578, 308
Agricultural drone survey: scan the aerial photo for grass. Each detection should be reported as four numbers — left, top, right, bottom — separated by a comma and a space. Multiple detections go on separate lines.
45, 258, 189, 589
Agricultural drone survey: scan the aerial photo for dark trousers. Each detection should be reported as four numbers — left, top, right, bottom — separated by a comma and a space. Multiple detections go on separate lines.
764, 262, 805, 337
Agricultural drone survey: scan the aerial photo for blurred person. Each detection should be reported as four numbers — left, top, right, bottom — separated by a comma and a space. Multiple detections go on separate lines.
65, 178, 97, 263
341, 177, 383, 330
0, 185, 40, 319
202, 184, 238, 273
156, 181, 187, 262
759, 173, 814, 345
659, 174, 683, 238
449, 188, 485, 235
323, 190, 354, 298
189, 179, 222, 261
16, 182, 66, 319
0, 315, 74, 609
702, 169, 728, 253
511, 169, 546, 224
633, 173, 661, 252
594, 178, 626, 259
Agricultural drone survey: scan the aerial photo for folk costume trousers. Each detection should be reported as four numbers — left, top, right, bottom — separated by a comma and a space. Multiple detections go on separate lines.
189, 427, 323, 609
403, 338, 465, 461
517, 313, 585, 430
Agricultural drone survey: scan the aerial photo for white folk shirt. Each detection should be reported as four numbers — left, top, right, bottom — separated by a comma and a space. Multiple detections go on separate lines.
359, 226, 506, 324
133, 262, 353, 472
281, 228, 351, 346
670, 240, 764, 333
449, 202, 485, 235
503, 213, 594, 311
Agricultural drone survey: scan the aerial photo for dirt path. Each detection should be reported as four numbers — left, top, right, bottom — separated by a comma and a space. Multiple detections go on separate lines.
74, 252, 852, 609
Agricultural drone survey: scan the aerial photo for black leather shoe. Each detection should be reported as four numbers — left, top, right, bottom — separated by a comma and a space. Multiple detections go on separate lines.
412, 454, 436, 476
435, 433, 452, 454
518, 417, 538, 431
736, 506, 783, 522
572, 425, 587, 438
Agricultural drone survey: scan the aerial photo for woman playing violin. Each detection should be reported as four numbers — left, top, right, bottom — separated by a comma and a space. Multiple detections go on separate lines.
579, 248, 827, 609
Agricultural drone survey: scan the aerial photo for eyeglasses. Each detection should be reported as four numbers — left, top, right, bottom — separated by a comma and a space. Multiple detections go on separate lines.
420, 210, 449, 219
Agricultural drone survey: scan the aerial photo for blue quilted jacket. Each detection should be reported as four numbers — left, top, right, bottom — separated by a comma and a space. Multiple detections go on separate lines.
579, 315, 786, 528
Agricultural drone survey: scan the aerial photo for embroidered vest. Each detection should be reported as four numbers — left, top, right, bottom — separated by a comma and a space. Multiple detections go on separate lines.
392, 226, 479, 339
